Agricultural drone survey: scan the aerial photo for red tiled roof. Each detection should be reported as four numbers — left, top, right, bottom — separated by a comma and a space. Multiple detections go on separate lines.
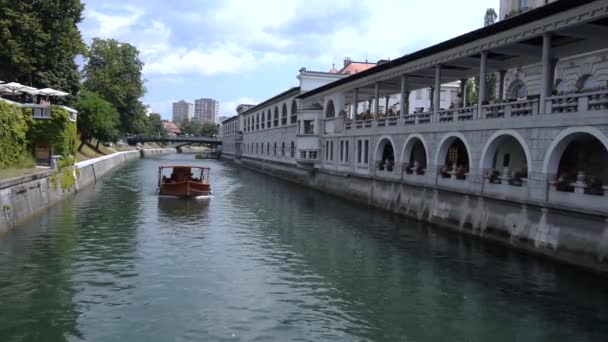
163, 121, 181, 134
338, 62, 376, 75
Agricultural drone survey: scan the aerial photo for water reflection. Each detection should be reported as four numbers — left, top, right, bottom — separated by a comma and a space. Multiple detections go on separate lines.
157, 198, 210, 224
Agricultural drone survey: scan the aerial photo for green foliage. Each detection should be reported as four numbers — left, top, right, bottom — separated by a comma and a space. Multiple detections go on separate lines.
146, 113, 167, 137
484, 8, 497, 27
0, 0, 85, 97
180, 119, 219, 137
0, 101, 31, 168
83, 38, 147, 134
28, 107, 77, 162
75, 90, 120, 146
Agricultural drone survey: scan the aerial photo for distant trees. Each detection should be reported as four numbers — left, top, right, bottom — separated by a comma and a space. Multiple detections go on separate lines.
179, 120, 219, 137
146, 113, 167, 138
82, 38, 147, 135
0, 0, 86, 96
75, 91, 120, 150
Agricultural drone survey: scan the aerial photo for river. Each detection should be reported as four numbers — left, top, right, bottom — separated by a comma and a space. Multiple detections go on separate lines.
1, 153, 607, 341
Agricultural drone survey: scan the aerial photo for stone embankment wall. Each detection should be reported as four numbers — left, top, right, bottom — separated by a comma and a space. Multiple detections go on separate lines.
0, 148, 173, 233
224, 154, 608, 274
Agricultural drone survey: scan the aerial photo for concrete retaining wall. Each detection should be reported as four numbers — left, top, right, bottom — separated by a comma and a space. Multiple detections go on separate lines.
229, 155, 608, 274
0, 148, 174, 233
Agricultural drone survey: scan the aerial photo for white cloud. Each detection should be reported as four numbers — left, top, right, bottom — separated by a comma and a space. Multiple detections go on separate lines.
86, 6, 143, 38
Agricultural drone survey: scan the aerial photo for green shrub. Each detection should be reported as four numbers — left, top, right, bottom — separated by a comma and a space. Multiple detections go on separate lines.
28, 106, 78, 191
0, 101, 30, 168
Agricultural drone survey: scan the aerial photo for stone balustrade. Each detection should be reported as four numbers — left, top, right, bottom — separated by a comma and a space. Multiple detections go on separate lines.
547, 89, 608, 114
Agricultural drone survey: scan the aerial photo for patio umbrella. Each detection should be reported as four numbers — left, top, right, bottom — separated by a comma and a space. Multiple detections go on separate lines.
0, 82, 27, 96
35, 88, 69, 97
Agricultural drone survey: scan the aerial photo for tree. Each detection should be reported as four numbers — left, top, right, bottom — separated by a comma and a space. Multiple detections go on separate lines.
179, 120, 219, 137
75, 90, 120, 150
180, 119, 202, 136
200, 122, 219, 137
146, 113, 167, 138
82, 38, 147, 135
484, 8, 497, 27
0, 0, 85, 96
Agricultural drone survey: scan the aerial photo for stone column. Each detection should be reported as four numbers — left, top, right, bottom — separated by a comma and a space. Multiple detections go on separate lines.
539, 33, 554, 114
385, 96, 390, 115
478, 51, 488, 119
429, 87, 434, 112
498, 70, 507, 101
374, 82, 380, 115
434, 65, 442, 119
353, 88, 359, 119
400, 74, 408, 116
459, 78, 467, 108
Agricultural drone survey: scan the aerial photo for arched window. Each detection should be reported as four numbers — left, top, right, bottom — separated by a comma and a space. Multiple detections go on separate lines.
548, 132, 608, 195
267, 142, 270, 155
375, 138, 395, 171
274, 142, 277, 156
326, 100, 336, 118
554, 79, 569, 95
506, 80, 528, 99
403, 137, 428, 175
291, 141, 295, 158
261, 112, 265, 129
282, 142, 285, 156
576, 74, 597, 91
274, 107, 279, 126
267, 110, 272, 128
256, 143, 258, 154
291, 100, 298, 124
282, 104, 288, 125
437, 135, 470, 180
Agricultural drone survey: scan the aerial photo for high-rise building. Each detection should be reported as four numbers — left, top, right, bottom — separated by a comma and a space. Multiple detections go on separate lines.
194, 98, 219, 124
172, 100, 194, 123
499, 0, 559, 19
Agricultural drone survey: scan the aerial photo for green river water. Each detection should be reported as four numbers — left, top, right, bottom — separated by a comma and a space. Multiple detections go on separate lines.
1, 153, 607, 341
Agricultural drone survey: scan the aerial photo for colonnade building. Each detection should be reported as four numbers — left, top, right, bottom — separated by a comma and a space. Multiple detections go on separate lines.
221, 0, 608, 269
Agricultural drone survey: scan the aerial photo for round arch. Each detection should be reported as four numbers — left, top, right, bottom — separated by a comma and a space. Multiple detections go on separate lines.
326, 100, 336, 118
542, 127, 608, 176
267, 109, 272, 127
506, 79, 528, 99
291, 99, 297, 115
479, 130, 532, 175
576, 74, 598, 91
434, 132, 473, 170
373, 135, 397, 163
401, 134, 430, 169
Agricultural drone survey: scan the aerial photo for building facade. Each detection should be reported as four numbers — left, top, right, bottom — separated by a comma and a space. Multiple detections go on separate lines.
172, 100, 193, 123
500, 0, 559, 19
194, 98, 219, 124
221, 0, 608, 272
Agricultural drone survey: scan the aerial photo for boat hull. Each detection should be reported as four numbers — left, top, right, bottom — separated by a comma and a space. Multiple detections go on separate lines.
158, 181, 211, 199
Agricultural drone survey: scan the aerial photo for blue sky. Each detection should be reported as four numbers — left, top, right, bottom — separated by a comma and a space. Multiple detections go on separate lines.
79, 0, 499, 120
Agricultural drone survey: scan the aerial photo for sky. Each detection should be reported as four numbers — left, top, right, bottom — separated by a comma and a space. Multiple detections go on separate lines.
78, 0, 499, 120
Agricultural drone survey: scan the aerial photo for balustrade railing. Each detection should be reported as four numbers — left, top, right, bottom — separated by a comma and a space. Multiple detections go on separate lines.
330, 89, 606, 132
547, 89, 608, 114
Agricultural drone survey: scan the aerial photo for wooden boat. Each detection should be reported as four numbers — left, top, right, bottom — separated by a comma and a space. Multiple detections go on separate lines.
158, 165, 212, 199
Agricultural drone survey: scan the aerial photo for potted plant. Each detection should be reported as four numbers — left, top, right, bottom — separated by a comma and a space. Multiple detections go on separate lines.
586, 176, 604, 195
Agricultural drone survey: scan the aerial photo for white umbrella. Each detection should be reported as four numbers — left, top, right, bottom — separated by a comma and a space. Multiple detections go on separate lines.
0, 82, 26, 96
35, 88, 69, 97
